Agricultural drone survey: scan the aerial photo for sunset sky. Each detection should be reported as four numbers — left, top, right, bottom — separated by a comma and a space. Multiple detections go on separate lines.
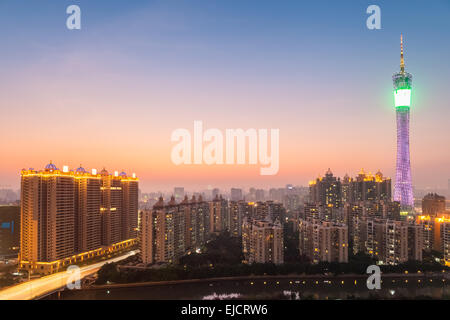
1, 0, 450, 192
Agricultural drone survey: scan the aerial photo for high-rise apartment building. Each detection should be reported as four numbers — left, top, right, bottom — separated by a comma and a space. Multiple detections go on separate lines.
151, 197, 175, 263
303, 203, 320, 221
249, 201, 285, 222
19, 163, 138, 274
408, 223, 423, 261
180, 196, 196, 251
139, 209, 153, 265
139, 195, 211, 265
298, 218, 348, 264
352, 170, 392, 203
357, 217, 415, 265
229, 200, 247, 237
309, 168, 341, 208
242, 218, 283, 264
121, 173, 139, 240
416, 214, 450, 253
100, 169, 122, 245
441, 219, 450, 266
209, 195, 229, 234
74, 166, 101, 253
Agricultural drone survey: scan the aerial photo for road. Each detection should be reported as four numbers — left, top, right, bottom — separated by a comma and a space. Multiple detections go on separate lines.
0, 250, 137, 300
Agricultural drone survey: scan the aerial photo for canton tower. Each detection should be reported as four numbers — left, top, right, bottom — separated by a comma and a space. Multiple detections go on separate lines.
393, 34, 413, 213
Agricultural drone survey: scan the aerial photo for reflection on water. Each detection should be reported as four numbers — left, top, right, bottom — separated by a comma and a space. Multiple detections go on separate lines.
282, 290, 300, 300
47, 276, 449, 300
203, 293, 242, 300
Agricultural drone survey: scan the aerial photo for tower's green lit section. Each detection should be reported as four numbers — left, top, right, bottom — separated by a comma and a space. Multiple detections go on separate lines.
393, 34, 413, 213
394, 88, 411, 109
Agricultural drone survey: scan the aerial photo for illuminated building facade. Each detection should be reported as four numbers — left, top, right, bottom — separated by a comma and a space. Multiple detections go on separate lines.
180, 196, 196, 252
209, 194, 229, 234
139, 209, 153, 265
304, 202, 320, 220
140, 195, 211, 264
408, 223, 423, 261
75, 166, 101, 253
357, 217, 416, 265
229, 200, 247, 237
19, 163, 138, 274
416, 214, 450, 254
121, 174, 139, 240
416, 214, 450, 265
247, 201, 285, 222
352, 170, 392, 203
242, 218, 284, 265
393, 35, 414, 212
309, 168, 341, 208
298, 218, 348, 263
441, 220, 450, 266
310, 169, 391, 207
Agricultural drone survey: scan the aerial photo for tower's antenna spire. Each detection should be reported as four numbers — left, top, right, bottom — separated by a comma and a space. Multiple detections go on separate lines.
400, 34, 405, 73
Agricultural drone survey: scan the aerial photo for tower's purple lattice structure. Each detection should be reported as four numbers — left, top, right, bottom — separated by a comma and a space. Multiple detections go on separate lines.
394, 107, 413, 209
393, 35, 413, 211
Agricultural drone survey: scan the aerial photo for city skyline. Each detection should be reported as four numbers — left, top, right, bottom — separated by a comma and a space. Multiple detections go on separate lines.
1, 1, 450, 191
2, 0, 450, 304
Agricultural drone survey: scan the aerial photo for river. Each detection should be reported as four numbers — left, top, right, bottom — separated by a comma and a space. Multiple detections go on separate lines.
44, 274, 449, 300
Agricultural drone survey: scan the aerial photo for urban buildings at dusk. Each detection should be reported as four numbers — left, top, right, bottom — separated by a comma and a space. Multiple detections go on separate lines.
242, 219, 284, 265
298, 219, 348, 264
19, 163, 138, 274
1, 0, 450, 304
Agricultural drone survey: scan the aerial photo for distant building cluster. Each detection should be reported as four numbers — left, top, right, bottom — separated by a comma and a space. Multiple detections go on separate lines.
19, 162, 138, 274
16, 162, 450, 273
298, 169, 445, 266
309, 168, 392, 208
139, 195, 285, 265
0, 188, 19, 205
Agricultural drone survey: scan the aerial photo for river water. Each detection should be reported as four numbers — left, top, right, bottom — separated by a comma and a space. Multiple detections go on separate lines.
46, 275, 449, 300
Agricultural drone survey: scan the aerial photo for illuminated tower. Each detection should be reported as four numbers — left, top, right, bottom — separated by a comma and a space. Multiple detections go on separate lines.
393, 34, 413, 213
